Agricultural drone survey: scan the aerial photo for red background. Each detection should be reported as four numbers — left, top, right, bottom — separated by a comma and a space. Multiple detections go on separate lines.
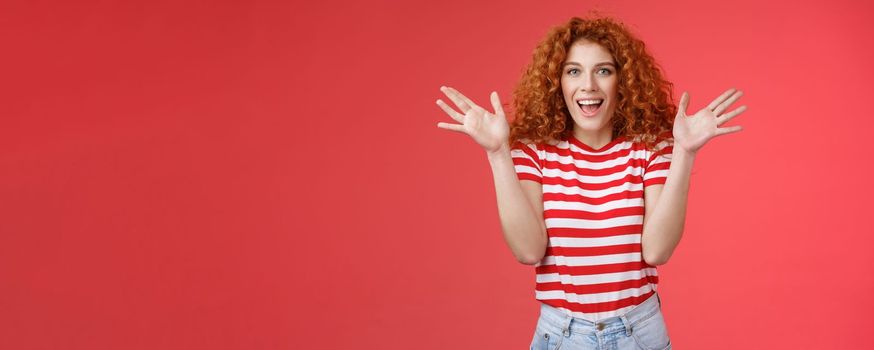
1, 0, 872, 349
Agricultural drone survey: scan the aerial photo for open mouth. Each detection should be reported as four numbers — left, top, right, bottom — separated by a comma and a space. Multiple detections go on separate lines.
577, 99, 604, 116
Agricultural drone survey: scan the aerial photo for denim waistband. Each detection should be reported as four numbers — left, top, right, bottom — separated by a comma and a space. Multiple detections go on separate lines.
536, 291, 662, 337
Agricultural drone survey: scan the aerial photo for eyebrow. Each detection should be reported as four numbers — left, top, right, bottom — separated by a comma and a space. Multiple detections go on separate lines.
562, 61, 616, 68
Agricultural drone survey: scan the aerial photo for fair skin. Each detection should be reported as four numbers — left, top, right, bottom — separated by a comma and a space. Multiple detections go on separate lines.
435, 39, 747, 266
561, 39, 618, 149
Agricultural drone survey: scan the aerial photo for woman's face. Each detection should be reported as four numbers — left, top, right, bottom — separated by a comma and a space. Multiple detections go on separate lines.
560, 39, 619, 138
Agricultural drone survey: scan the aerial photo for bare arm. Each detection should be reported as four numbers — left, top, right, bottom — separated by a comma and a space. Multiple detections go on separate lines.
641, 88, 748, 265
641, 149, 694, 266
487, 145, 547, 265
435, 86, 547, 265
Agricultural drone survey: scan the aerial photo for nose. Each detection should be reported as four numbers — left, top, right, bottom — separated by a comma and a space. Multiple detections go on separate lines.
579, 73, 597, 92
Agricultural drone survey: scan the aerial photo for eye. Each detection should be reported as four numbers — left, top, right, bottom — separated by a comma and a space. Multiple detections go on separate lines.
598, 68, 612, 75
567, 68, 579, 76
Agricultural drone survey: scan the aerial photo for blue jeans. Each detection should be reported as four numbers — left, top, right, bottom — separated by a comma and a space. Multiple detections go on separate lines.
529, 292, 671, 350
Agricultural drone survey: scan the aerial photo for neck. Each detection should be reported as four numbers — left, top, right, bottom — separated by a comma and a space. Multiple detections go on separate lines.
572, 125, 614, 150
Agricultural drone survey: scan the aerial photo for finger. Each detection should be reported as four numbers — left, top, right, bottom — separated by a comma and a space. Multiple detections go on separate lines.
716, 105, 747, 126
436, 99, 464, 122
706, 88, 737, 113
440, 86, 472, 113
437, 122, 468, 135
446, 86, 480, 111
677, 91, 690, 118
715, 125, 743, 136
490, 91, 505, 116
713, 90, 743, 116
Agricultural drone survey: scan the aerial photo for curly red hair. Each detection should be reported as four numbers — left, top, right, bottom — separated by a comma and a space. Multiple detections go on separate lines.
510, 15, 676, 153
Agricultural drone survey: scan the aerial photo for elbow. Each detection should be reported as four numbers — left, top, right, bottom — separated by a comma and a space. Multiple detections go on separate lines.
643, 252, 670, 266
517, 254, 542, 265
513, 228, 548, 265
516, 247, 546, 265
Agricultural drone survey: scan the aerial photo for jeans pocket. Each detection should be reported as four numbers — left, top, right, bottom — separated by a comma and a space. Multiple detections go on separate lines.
530, 324, 561, 350
631, 310, 671, 350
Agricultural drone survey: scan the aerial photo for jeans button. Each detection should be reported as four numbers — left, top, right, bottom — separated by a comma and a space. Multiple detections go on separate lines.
596, 323, 605, 330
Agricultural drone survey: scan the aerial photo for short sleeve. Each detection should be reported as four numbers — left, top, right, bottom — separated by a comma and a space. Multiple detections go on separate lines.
643, 140, 673, 187
510, 141, 543, 183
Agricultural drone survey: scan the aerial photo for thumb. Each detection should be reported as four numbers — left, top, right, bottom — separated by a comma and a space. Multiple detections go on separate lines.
490, 91, 505, 116
677, 91, 689, 118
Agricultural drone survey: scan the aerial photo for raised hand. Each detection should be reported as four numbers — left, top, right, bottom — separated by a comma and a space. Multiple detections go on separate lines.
436, 86, 510, 154
672, 88, 748, 155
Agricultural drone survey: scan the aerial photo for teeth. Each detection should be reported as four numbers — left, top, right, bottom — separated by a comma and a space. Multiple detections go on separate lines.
577, 99, 603, 105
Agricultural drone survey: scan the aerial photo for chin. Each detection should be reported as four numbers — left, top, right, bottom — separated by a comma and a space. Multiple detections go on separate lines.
571, 115, 611, 131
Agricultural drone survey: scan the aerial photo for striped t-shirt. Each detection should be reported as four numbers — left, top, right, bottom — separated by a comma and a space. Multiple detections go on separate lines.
510, 134, 673, 322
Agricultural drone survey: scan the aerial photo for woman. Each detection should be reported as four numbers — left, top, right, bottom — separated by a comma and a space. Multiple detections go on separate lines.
436, 15, 746, 350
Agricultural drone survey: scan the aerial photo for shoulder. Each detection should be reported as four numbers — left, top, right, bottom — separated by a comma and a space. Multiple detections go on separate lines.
512, 137, 562, 153
627, 134, 673, 155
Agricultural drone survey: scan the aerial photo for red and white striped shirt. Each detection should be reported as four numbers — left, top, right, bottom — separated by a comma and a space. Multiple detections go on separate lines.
511, 134, 673, 321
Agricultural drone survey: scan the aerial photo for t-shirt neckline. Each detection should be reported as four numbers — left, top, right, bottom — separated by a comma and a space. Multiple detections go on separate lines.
568, 134, 627, 153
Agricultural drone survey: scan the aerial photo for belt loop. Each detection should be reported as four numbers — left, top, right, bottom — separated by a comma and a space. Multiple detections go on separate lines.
562, 314, 572, 337
620, 314, 632, 337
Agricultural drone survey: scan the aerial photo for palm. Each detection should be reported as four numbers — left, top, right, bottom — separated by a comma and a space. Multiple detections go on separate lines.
673, 88, 748, 154
458, 106, 509, 151
674, 108, 722, 152
436, 86, 510, 153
